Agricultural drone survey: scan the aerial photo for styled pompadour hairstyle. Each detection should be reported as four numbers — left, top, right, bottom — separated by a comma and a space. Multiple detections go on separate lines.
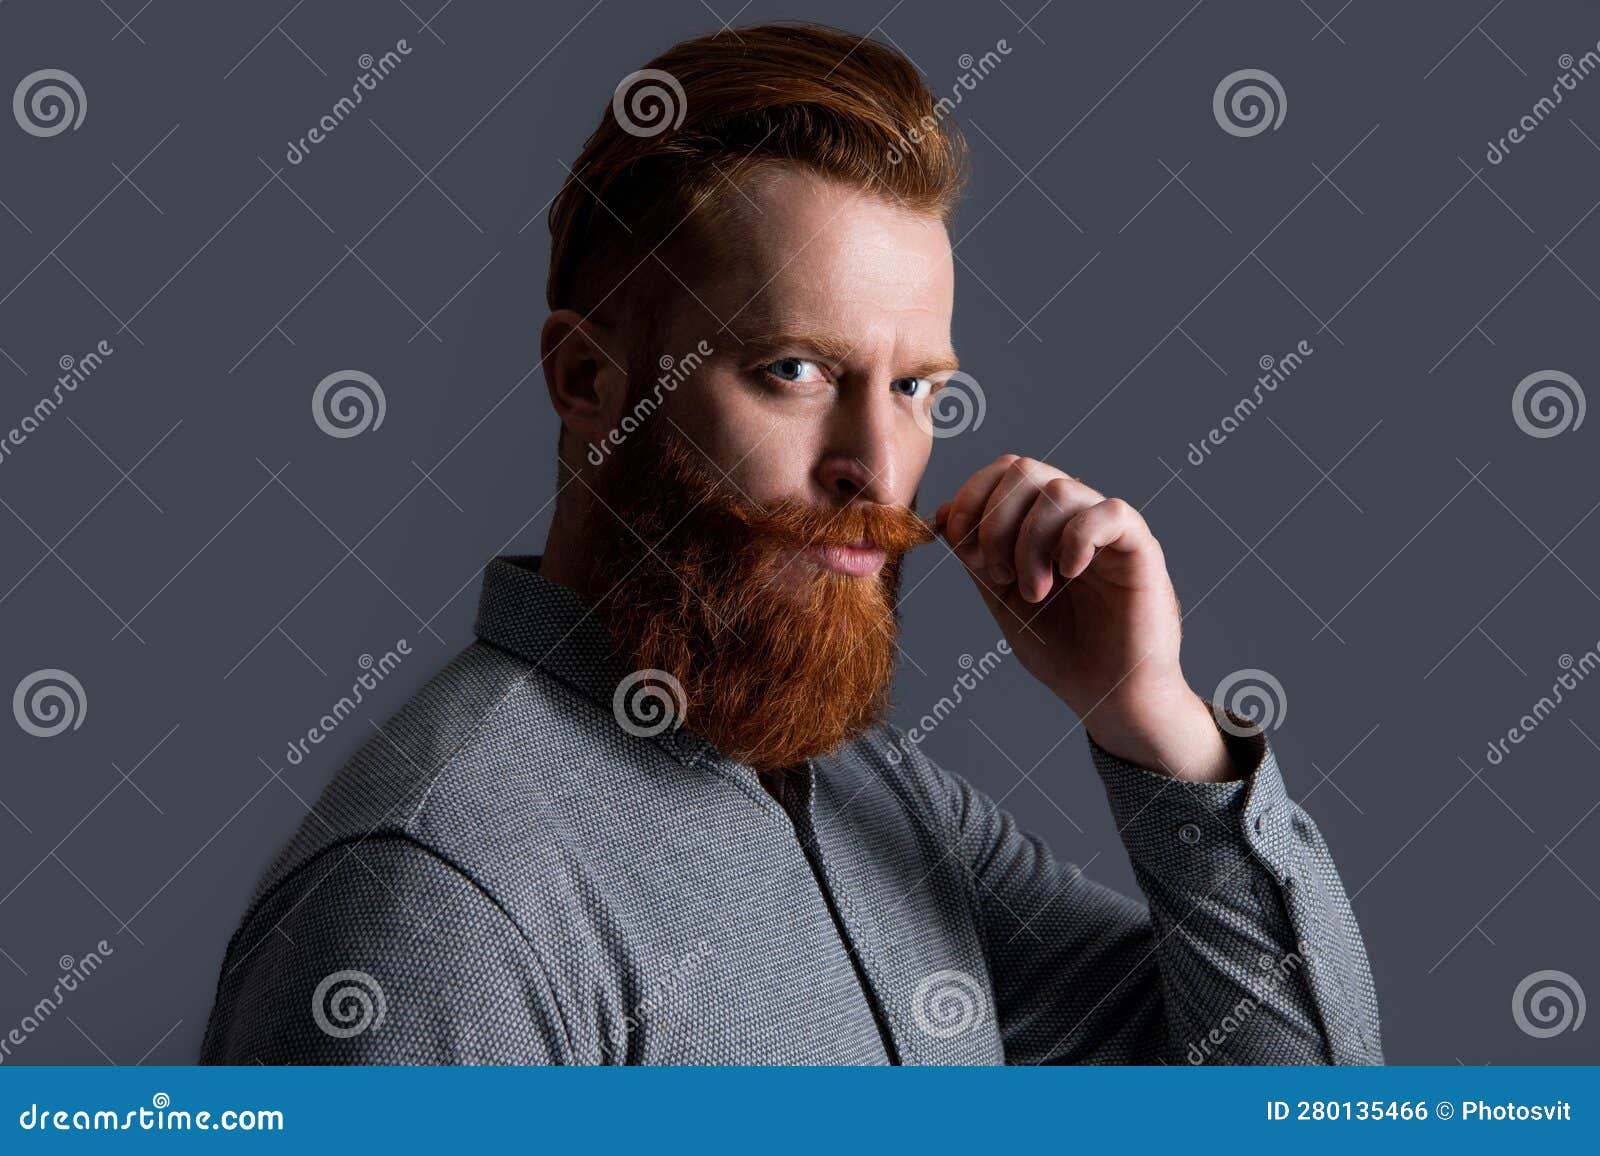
545, 22, 968, 318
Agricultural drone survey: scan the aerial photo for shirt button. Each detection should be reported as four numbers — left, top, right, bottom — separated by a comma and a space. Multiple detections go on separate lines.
1254, 806, 1273, 835
1178, 822, 1202, 845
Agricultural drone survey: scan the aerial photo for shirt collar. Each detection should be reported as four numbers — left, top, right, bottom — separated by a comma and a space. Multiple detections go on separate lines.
472, 554, 715, 769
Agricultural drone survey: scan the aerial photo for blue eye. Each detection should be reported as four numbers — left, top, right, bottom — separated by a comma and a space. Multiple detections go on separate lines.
765, 358, 825, 384
892, 377, 933, 400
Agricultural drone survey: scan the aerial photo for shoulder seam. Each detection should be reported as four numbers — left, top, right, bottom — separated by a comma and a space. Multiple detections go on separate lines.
223, 831, 579, 1063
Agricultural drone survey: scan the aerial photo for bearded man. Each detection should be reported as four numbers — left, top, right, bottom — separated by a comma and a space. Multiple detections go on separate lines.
200, 23, 1381, 1066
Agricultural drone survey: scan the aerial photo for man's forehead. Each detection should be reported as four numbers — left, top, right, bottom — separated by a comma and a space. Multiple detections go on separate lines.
672, 220, 947, 357
684, 169, 950, 293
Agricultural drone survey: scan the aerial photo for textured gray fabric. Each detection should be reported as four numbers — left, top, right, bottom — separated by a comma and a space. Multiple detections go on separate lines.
199, 554, 1383, 1065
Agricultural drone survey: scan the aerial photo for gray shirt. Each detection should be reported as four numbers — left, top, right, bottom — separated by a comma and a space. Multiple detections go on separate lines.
200, 554, 1382, 1065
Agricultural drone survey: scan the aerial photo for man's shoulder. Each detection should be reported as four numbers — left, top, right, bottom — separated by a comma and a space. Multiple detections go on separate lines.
244, 639, 606, 926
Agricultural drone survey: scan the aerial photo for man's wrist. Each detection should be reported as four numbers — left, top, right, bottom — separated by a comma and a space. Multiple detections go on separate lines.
1082, 684, 1239, 783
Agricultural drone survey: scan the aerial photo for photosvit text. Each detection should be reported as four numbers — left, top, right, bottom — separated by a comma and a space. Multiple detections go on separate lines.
1265, 1099, 1572, 1122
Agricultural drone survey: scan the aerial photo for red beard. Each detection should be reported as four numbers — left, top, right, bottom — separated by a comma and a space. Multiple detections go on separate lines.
582, 421, 937, 772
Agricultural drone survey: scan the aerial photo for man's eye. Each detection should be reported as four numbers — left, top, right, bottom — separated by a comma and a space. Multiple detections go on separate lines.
891, 377, 933, 400
765, 358, 825, 384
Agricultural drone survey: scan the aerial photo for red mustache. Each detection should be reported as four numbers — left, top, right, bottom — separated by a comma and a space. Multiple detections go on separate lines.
728, 494, 939, 556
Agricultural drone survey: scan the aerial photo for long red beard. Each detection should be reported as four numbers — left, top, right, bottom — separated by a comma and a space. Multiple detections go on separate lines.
582, 422, 936, 772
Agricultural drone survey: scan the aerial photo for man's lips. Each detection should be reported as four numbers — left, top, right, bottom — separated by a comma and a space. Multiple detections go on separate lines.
809, 540, 887, 577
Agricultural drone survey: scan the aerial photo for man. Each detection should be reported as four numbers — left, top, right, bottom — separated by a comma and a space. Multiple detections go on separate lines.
201, 22, 1381, 1065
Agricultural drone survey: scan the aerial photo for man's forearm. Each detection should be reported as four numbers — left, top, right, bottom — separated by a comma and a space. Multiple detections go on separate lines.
1088, 725, 1384, 1064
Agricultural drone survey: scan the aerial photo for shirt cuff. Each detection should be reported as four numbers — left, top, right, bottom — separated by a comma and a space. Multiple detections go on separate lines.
1086, 708, 1293, 890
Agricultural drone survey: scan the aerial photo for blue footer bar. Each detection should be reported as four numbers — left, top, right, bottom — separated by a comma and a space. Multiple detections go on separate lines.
1, 1066, 1595, 1152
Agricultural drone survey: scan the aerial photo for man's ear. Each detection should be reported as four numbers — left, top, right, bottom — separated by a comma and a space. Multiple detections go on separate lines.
541, 309, 628, 452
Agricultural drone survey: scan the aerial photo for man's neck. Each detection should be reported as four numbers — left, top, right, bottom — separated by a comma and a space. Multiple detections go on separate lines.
537, 504, 595, 598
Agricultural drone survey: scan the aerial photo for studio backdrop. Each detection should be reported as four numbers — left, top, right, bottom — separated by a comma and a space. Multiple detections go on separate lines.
0, 0, 1596, 1065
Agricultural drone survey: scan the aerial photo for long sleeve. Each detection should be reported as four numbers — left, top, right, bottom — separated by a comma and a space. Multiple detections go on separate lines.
940, 715, 1382, 1065
199, 836, 575, 1065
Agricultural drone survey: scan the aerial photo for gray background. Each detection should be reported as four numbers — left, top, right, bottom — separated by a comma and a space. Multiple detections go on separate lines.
0, 0, 1596, 1066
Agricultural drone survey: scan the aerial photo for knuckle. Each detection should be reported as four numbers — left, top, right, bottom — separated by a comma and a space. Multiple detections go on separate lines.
1043, 476, 1076, 501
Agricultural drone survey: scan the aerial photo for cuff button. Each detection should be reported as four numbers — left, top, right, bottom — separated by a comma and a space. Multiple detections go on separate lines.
1178, 822, 1202, 845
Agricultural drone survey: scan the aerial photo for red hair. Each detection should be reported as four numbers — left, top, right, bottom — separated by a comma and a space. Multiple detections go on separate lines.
546, 22, 967, 317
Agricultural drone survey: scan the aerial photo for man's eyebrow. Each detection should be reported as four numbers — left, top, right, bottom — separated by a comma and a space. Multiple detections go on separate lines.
735, 330, 960, 378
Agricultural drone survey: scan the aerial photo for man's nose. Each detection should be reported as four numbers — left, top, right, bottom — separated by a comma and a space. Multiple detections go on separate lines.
815, 387, 904, 504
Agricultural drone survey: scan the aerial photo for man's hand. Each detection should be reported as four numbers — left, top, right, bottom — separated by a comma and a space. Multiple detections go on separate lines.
934, 455, 1237, 783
